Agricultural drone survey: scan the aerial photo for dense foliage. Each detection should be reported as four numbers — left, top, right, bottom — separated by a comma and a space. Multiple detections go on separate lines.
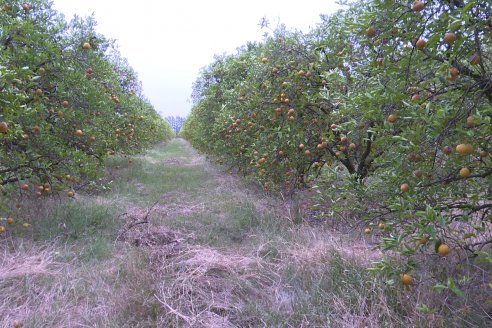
0, 0, 174, 212
182, 0, 491, 304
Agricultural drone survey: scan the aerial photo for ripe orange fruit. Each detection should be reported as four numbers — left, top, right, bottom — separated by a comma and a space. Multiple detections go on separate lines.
340, 136, 348, 143
388, 114, 397, 123
413, 169, 423, 178
82, 42, 91, 49
6, 217, 14, 225
447, 74, 458, 81
450, 67, 459, 77
456, 143, 474, 155
349, 143, 356, 151
366, 26, 377, 37
378, 223, 385, 230
261, 57, 268, 63
21, 223, 30, 229
21, 183, 29, 190
0, 226, 5, 233
364, 228, 371, 234
400, 273, 413, 286
469, 53, 480, 65
75, 129, 84, 137
437, 244, 450, 256
62, 100, 69, 108
400, 183, 410, 193
412, 0, 424, 11
298, 144, 305, 150
67, 191, 75, 198
459, 167, 471, 178
304, 149, 311, 156
444, 32, 457, 44
415, 39, 427, 49
0, 121, 9, 133
22, 4, 29, 12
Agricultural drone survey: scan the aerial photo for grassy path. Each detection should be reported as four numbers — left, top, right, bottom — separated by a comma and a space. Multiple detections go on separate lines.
1, 139, 410, 328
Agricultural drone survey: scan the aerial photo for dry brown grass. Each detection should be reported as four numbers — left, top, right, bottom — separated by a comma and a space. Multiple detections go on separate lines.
0, 243, 61, 280
0, 236, 159, 327
130, 221, 413, 328
153, 245, 273, 327
0, 242, 90, 326
0, 242, 62, 326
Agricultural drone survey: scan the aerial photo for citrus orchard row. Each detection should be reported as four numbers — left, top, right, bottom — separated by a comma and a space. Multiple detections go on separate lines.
181, 0, 491, 293
0, 1, 174, 231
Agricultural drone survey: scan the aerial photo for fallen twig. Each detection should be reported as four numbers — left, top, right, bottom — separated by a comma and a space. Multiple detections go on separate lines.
114, 199, 160, 244
154, 293, 193, 324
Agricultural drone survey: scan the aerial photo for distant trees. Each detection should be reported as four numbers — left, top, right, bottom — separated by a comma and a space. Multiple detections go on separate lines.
165, 116, 186, 135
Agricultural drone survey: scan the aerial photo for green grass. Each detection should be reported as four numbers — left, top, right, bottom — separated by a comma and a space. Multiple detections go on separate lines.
105, 142, 210, 206
165, 200, 263, 247
32, 202, 116, 241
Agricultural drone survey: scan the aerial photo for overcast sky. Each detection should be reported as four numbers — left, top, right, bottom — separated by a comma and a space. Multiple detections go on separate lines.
51, 0, 340, 118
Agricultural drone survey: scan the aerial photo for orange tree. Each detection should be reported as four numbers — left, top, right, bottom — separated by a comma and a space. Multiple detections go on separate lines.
182, 0, 491, 306
338, 0, 492, 279
0, 1, 173, 214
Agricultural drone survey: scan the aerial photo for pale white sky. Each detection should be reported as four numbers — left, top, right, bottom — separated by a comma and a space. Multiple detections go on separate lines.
51, 0, 340, 117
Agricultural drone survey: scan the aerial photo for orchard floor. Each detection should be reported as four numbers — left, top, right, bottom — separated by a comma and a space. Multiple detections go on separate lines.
0, 139, 485, 327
